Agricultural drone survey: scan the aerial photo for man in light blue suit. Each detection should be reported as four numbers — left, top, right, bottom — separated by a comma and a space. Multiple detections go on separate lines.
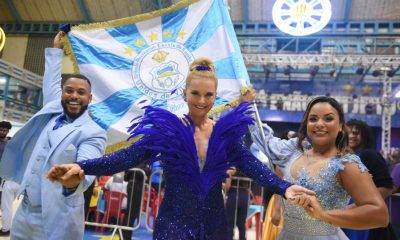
0, 31, 107, 239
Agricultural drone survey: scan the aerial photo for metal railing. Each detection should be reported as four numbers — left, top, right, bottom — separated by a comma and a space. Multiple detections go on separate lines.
84, 168, 147, 240
82, 169, 400, 240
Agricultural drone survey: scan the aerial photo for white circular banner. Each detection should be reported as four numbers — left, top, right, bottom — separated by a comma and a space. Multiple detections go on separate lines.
272, 0, 332, 36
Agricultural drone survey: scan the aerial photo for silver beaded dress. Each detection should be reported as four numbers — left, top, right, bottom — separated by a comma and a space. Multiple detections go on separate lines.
259, 125, 367, 240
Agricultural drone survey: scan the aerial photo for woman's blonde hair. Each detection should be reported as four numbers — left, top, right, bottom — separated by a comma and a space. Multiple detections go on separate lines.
185, 57, 218, 89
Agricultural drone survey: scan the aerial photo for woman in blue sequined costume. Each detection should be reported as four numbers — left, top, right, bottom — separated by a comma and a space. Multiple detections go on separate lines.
252, 96, 389, 240
47, 58, 314, 240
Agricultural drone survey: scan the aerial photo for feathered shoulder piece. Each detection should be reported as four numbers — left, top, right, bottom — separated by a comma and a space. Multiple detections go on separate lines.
208, 102, 254, 154
200, 102, 254, 193
127, 106, 198, 172
127, 102, 254, 195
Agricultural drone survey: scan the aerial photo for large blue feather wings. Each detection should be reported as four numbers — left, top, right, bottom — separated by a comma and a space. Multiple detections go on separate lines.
128, 103, 254, 195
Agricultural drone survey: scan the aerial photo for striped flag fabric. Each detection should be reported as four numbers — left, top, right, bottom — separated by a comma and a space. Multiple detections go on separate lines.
65, 0, 250, 144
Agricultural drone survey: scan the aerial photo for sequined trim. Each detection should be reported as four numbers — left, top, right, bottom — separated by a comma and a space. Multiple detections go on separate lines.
283, 205, 338, 236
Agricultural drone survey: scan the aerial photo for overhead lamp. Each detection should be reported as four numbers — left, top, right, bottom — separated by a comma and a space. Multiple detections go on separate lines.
356, 66, 365, 75
372, 69, 382, 77
393, 85, 400, 99
0, 76, 6, 85
387, 66, 400, 77
395, 90, 400, 99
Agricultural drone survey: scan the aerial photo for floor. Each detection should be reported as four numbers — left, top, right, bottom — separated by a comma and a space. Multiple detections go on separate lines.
0, 198, 258, 240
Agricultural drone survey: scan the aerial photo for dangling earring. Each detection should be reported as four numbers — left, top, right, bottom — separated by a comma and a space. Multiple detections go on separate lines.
183, 95, 187, 102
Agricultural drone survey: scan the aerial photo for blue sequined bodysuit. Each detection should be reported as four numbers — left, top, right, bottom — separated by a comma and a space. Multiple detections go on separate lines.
258, 124, 367, 240
78, 103, 291, 240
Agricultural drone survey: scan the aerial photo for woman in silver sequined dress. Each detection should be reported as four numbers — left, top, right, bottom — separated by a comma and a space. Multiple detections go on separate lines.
254, 96, 388, 240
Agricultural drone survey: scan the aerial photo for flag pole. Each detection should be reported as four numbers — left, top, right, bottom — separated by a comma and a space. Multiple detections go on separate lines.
250, 102, 275, 170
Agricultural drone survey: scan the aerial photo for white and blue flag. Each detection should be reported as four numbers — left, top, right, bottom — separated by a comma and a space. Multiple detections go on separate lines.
66, 0, 249, 144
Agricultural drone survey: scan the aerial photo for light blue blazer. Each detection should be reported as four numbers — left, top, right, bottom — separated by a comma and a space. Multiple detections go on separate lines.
0, 48, 107, 239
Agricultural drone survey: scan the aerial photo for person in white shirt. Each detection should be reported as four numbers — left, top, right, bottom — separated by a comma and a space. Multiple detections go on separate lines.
104, 173, 128, 209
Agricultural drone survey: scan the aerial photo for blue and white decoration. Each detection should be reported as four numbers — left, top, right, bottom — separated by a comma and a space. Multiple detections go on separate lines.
272, 0, 332, 36
66, 0, 249, 144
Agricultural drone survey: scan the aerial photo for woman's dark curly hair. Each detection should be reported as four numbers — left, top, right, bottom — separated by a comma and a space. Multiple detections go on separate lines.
297, 96, 349, 154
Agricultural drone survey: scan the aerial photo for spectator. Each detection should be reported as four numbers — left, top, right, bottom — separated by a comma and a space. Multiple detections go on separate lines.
343, 119, 394, 240
0, 121, 17, 236
122, 163, 149, 239
104, 173, 128, 209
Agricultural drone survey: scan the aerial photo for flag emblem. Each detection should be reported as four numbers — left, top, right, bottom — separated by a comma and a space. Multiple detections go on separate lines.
133, 42, 192, 100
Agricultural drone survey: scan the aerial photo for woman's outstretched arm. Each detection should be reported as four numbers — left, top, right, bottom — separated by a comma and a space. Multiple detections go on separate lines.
48, 144, 151, 187
233, 143, 315, 202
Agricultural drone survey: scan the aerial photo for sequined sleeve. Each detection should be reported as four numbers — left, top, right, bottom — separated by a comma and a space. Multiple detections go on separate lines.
78, 144, 151, 176
335, 154, 368, 173
234, 143, 292, 196
250, 124, 299, 168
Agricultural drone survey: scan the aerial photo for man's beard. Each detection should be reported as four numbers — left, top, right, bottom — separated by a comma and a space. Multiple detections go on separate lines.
61, 100, 88, 119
